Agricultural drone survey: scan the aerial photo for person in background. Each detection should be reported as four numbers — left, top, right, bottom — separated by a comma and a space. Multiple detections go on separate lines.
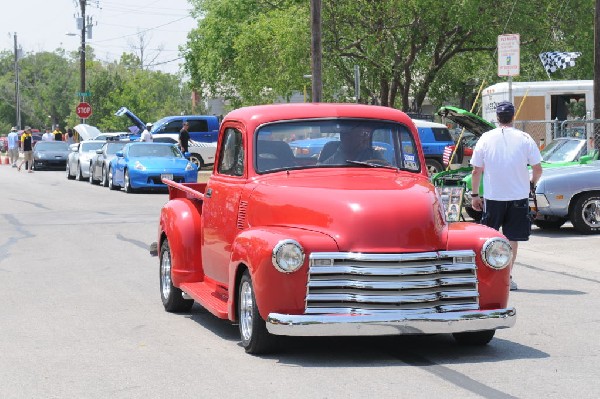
140, 122, 153, 142
42, 128, 54, 141
53, 125, 63, 141
7, 126, 19, 167
65, 128, 75, 144
17, 126, 34, 173
470, 101, 543, 291
179, 121, 190, 153
319, 126, 384, 165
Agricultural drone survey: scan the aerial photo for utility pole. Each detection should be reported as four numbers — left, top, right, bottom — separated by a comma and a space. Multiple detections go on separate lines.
595, 0, 600, 151
310, 0, 322, 103
79, 0, 87, 123
13, 33, 21, 130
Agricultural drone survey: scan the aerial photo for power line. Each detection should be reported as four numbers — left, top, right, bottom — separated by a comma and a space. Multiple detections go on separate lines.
93, 15, 191, 44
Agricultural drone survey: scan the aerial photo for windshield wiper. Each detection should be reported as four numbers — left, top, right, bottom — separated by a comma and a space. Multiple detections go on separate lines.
345, 160, 398, 170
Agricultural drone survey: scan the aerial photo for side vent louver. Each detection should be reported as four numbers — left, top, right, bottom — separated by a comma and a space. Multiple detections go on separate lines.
237, 201, 248, 230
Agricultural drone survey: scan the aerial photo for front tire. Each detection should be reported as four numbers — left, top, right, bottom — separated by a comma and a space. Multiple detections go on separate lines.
453, 329, 495, 345
533, 217, 567, 230
101, 165, 109, 187
570, 192, 600, 234
124, 169, 135, 193
160, 240, 194, 312
239, 271, 276, 354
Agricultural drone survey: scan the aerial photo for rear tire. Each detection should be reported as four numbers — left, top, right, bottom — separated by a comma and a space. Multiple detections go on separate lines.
76, 162, 83, 181
66, 162, 74, 180
108, 167, 119, 190
453, 329, 495, 345
160, 240, 194, 312
425, 159, 443, 177
239, 271, 276, 354
102, 165, 109, 187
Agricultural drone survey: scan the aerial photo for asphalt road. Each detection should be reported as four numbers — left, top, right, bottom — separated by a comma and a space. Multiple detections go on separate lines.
1, 166, 599, 399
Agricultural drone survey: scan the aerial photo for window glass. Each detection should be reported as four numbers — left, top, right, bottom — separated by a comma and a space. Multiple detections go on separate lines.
218, 128, 244, 176
188, 120, 209, 132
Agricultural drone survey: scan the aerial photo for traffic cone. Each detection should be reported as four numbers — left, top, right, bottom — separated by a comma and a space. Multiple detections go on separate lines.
3, 155, 9, 165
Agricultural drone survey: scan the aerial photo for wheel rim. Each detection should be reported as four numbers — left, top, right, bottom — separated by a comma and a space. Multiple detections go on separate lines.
102, 166, 107, 185
190, 155, 202, 168
160, 250, 172, 300
108, 169, 113, 187
125, 171, 130, 190
239, 280, 253, 341
76, 164, 81, 179
582, 199, 600, 228
427, 164, 439, 176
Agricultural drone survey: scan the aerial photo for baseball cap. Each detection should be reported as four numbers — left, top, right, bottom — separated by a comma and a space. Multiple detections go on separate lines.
24, 126, 32, 131
11, 126, 17, 131
146, 122, 153, 127
496, 101, 515, 116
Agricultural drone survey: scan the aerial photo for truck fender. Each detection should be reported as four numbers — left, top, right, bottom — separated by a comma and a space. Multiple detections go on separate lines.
226, 227, 339, 322
159, 198, 204, 286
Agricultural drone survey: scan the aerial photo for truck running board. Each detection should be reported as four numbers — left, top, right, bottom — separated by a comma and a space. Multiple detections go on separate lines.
180, 281, 228, 319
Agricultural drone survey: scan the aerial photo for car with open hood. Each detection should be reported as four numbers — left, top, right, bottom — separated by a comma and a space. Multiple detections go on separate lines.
433, 106, 599, 220
114, 107, 220, 143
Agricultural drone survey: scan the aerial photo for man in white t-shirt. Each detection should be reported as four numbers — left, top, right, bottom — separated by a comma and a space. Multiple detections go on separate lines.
140, 122, 153, 142
470, 101, 543, 291
42, 129, 54, 141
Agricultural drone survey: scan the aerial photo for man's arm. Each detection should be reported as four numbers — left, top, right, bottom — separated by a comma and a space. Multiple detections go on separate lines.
530, 163, 542, 186
470, 165, 484, 211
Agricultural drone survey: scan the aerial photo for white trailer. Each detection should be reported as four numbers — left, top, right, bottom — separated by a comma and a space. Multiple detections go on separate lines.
481, 80, 594, 145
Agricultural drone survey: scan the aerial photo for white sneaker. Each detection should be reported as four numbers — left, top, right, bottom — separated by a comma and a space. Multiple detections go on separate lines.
510, 277, 518, 291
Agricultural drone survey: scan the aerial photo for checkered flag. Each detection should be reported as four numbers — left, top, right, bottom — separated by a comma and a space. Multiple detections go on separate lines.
539, 51, 581, 73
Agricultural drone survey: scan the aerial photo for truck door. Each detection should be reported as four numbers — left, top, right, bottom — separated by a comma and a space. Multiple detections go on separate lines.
201, 126, 245, 285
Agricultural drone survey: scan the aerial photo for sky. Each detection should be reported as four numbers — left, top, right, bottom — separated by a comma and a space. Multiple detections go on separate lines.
2, 0, 195, 74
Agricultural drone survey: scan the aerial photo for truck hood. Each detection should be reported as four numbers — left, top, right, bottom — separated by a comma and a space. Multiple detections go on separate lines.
246, 170, 447, 252
437, 106, 495, 137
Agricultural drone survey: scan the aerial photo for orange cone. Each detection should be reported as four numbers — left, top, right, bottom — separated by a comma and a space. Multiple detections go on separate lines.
3, 155, 9, 165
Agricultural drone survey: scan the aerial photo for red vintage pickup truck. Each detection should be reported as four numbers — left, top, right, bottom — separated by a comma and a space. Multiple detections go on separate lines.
151, 103, 516, 354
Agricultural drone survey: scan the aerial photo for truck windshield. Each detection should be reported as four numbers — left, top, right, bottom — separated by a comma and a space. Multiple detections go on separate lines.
255, 119, 421, 173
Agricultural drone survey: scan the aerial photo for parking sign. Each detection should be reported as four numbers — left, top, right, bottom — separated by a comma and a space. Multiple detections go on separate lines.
498, 34, 520, 77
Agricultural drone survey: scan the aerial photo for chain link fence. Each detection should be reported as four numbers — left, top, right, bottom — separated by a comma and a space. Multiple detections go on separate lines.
513, 119, 600, 152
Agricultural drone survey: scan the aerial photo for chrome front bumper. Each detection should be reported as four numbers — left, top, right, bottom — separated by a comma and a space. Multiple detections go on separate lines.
266, 308, 516, 336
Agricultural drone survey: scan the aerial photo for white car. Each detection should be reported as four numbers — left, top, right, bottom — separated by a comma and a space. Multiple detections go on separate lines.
66, 140, 106, 181
152, 133, 216, 170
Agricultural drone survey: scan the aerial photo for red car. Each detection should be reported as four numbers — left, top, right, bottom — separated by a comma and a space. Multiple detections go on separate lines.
152, 103, 516, 354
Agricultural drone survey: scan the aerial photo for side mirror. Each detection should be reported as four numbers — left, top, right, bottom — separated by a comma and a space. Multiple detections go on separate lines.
96, 149, 103, 154
116, 151, 124, 158
69, 143, 79, 152
184, 151, 191, 159
579, 154, 593, 164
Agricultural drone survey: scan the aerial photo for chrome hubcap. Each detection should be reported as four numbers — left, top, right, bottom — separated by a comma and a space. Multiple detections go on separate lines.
583, 199, 600, 227
160, 250, 172, 299
240, 281, 253, 341
125, 172, 130, 188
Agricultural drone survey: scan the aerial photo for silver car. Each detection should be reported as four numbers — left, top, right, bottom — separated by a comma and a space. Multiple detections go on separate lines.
66, 140, 106, 181
532, 160, 600, 234
89, 141, 129, 186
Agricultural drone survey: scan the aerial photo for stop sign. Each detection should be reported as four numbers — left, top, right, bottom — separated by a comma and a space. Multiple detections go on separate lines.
76, 102, 92, 119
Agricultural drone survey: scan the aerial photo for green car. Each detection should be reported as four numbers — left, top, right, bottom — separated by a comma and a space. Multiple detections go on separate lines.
433, 106, 599, 220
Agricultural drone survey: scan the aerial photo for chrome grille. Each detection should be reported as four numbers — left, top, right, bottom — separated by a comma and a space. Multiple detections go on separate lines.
306, 251, 479, 315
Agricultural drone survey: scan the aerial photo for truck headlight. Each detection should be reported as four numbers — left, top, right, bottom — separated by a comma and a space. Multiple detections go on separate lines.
272, 239, 305, 273
481, 237, 512, 270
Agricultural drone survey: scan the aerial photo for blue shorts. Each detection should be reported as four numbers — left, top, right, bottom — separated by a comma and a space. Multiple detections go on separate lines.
481, 198, 531, 241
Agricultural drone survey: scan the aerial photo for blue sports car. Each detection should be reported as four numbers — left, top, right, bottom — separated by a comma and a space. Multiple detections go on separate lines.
107, 142, 198, 193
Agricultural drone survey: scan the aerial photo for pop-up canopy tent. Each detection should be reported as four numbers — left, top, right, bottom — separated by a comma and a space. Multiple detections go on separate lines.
73, 124, 102, 141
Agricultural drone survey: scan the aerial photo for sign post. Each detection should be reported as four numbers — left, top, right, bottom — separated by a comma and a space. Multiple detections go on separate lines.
76, 102, 92, 120
498, 34, 520, 102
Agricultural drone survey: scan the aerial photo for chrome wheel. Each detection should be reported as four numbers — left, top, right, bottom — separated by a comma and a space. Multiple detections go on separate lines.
102, 166, 108, 187
161, 248, 172, 300
571, 193, 600, 234
581, 199, 600, 228
239, 280, 253, 342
